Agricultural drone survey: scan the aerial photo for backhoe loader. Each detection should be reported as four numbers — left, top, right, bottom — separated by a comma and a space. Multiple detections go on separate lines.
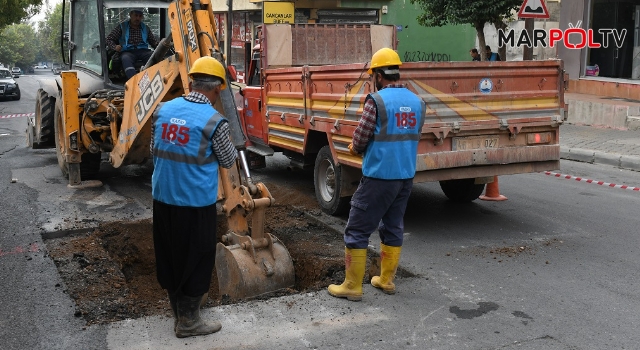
26, 0, 294, 300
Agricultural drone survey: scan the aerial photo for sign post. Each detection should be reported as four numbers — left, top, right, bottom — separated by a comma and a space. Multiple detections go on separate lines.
518, 0, 549, 60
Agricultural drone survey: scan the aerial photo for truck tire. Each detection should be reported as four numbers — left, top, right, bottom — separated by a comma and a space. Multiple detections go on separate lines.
31, 89, 55, 149
314, 146, 351, 215
439, 178, 485, 202
54, 102, 101, 180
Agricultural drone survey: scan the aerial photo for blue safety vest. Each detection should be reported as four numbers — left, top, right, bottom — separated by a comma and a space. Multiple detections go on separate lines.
152, 98, 224, 207
362, 88, 425, 180
119, 21, 149, 51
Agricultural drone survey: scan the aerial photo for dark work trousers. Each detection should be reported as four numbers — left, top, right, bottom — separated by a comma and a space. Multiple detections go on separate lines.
344, 177, 414, 249
153, 200, 217, 298
121, 49, 153, 79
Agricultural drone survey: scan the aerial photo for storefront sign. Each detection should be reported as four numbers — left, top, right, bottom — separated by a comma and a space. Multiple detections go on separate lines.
263, 2, 294, 24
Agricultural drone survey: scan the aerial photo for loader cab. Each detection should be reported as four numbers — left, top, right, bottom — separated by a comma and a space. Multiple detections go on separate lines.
67, 0, 172, 90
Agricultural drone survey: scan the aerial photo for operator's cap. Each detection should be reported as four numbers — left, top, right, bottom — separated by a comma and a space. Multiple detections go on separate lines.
130, 8, 144, 14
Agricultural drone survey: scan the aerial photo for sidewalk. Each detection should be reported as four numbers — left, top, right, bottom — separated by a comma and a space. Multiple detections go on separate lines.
559, 123, 640, 171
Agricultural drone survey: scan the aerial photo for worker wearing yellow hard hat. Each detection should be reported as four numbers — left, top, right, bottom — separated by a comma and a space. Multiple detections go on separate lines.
152, 56, 236, 338
188, 56, 227, 90
328, 48, 426, 301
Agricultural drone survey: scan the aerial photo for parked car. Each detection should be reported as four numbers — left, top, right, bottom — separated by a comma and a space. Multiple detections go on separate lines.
52, 64, 69, 75
34, 64, 48, 69
11, 67, 21, 76
0, 68, 21, 100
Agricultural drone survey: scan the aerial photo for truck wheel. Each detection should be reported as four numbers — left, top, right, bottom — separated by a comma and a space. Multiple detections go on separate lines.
314, 146, 351, 215
439, 178, 485, 202
54, 102, 101, 180
32, 89, 55, 149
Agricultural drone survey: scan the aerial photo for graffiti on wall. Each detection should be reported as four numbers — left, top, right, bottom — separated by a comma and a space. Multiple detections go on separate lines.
403, 51, 451, 62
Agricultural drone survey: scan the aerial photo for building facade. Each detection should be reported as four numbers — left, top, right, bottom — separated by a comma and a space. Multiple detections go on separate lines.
210, 0, 482, 77
559, 0, 640, 81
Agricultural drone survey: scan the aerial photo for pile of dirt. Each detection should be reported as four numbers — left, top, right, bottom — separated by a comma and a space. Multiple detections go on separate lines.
45, 182, 388, 325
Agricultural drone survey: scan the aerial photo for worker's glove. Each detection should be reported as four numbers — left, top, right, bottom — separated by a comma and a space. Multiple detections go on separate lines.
348, 143, 359, 156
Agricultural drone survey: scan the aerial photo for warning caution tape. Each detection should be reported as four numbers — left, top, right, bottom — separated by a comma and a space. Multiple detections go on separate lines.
0, 113, 35, 119
545, 171, 640, 192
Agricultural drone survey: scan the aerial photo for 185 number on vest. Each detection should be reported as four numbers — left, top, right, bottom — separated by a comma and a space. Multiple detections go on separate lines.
394, 112, 417, 128
160, 123, 190, 145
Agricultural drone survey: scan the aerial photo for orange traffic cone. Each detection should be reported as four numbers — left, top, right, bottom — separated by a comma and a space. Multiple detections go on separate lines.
479, 176, 507, 201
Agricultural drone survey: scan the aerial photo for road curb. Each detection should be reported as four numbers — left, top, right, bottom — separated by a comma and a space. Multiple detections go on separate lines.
621, 155, 640, 172
561, 146, 640, 172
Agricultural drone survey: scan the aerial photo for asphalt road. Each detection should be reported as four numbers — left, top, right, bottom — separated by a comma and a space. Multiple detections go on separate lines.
1, 74, 640, 349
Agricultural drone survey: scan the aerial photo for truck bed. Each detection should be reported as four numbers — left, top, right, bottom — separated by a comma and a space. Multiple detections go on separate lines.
251, 59, 563, 182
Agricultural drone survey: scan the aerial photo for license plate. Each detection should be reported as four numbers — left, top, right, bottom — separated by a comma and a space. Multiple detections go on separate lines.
453, 136, 499, 151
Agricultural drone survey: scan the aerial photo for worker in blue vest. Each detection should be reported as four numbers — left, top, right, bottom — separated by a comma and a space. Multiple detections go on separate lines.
152, 56, 237, 338
327, 48, 426, 301
486, 45, 502, 61
106, 8, 159, 79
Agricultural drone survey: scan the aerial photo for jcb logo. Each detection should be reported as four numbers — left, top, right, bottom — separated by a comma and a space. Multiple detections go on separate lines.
187, 20, 197, 52
135, 72, 164, 124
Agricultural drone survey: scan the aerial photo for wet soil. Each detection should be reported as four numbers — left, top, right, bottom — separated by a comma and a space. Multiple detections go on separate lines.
44, 181, 395, 325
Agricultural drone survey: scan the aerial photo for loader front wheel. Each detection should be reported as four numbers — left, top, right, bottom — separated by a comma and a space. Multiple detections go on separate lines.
54, 102, 101, 181
31, 89, 56, 149
314, 146, 350, 215
439, 178, 485, 202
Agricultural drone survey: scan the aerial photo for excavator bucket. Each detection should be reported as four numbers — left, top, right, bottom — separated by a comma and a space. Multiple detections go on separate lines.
216, 235, 295, 299
211, 44, 294, 298
214, 156, 295, 299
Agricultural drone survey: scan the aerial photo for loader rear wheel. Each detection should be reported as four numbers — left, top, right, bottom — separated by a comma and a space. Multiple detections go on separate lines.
439, 178, 485, 202
54, 102, 101, 181
31, 89, 55, 149
314, 146, 350, 215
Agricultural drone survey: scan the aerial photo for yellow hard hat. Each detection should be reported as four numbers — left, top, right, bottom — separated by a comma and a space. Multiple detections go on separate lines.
188, 56, 227, 90
367, 48, 402, 74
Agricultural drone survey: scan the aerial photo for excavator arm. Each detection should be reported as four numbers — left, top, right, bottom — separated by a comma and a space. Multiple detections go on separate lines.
56, 0, 294, 299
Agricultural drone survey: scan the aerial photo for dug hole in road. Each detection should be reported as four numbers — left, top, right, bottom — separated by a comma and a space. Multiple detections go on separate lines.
43, 171, 414, 326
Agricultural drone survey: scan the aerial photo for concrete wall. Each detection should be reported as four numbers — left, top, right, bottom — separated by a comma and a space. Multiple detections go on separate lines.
481, 21, 560, 61
379, 1, 476, 62
557, 0, 588, 79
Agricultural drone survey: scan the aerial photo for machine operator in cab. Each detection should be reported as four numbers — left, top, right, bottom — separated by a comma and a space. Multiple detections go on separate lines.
106, 8, 159, 79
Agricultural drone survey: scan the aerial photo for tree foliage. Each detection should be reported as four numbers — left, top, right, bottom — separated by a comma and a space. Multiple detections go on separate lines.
36, 2, 69, 64
0, 2, 70, 67
410, 0, 521, 60
0, 23, 37, 68
0, 0, 44, 29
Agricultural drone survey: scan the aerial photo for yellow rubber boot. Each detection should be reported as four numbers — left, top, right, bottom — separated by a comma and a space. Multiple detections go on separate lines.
327, 248, 367, 301
371, 243, 402, 294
